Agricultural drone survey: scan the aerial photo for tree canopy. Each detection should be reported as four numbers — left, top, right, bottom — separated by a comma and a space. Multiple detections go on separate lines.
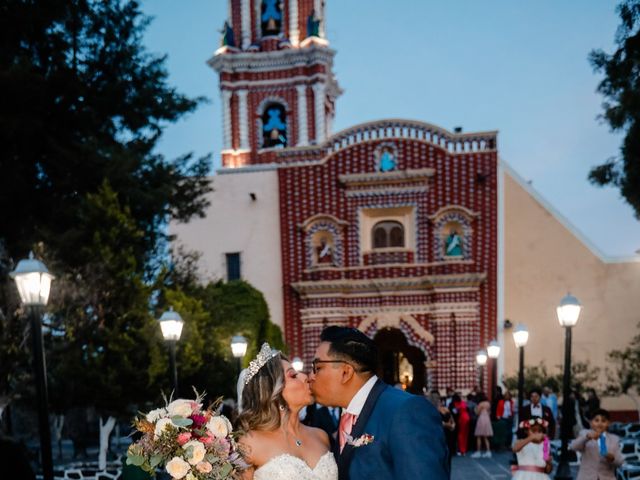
0, 0, 211, 270
0, 0, 211, 421
589, 0, 640, 217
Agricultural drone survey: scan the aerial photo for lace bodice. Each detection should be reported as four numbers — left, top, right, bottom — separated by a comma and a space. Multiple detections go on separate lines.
253, 452, 338, 480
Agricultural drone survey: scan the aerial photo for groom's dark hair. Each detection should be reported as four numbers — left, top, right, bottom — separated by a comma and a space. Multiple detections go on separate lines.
320, 326, 378, 374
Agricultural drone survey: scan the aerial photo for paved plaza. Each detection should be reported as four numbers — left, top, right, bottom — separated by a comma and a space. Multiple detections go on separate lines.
451, 451, 579, 480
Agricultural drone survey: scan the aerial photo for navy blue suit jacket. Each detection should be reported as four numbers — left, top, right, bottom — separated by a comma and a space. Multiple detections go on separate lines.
334, 379, 450, 480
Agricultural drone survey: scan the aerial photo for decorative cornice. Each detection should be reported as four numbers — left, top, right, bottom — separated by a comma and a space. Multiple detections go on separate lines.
208, 45, 337, 74
291, 273, 486, 297
299, 303, 480, 319
428, 204, 480, 221
298, 213, 349, 231
339, 168, 435, 188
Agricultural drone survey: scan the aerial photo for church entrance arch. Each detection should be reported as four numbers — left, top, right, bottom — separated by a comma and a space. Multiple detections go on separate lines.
358, 313, 434, 394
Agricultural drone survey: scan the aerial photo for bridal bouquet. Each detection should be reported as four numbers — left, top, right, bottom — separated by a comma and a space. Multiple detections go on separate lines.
127, 392, 245, 479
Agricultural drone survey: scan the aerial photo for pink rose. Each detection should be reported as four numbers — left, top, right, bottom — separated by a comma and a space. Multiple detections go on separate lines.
196, 461, 212, 474
199, 433, 214, 445
177, 432, 192, 446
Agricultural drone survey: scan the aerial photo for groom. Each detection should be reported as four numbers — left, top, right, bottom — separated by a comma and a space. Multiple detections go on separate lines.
309, 326, 450, 480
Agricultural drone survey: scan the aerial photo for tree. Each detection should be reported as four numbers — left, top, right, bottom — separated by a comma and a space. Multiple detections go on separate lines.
0, 0, 211, 269
503, 361, 601, 397
157, 274, 286, 402
46, 182, 161, 468
588, 1, 640, 217
604, 325, 640, 419
0, 0, 212, 463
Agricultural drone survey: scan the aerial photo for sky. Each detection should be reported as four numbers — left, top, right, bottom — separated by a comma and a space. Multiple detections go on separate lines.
141, 0, 640, 258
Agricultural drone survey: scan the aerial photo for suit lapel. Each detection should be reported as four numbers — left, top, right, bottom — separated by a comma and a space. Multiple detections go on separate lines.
339, 379, 387, 473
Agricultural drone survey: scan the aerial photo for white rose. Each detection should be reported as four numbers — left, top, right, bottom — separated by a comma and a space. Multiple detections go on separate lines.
166, 457, 190, 479
206, 416, 229, 438
167, 399, 194, 418
146, 408, 167, 423
185, 473, 197, 480
182, 440, 206, 465
154, 417, 173, 438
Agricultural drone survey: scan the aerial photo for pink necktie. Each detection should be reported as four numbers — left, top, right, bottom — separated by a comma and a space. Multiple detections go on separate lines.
339, 412, 357, 453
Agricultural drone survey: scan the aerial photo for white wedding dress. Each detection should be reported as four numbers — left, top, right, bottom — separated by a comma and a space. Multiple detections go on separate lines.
254, 451, 338, 480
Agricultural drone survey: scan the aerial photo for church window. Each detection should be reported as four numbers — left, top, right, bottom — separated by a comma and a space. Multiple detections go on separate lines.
372, 221, 405, 249
261, 0, 282, 36
262, 103, 287, 148
226, 252, 241, 280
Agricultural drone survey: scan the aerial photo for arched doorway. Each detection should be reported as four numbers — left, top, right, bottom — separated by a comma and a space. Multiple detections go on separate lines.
373, 327, 426, 394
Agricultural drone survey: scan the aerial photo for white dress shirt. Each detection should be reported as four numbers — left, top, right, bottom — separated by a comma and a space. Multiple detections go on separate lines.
344, 375, 379, 416
530, 403, 542, 417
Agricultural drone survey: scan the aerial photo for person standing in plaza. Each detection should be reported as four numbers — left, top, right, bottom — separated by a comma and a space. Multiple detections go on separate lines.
496, 390, 515, 447
570, 408, 623, 480
472, 393, 494, 458
519, 388, 556, 439
451, 393, 471, 456
427, 390, 456, 472
541, 387, 558, 434
512, 418, 553, 479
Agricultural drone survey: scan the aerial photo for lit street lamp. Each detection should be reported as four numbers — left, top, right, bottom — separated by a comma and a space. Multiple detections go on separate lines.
158, 307, 184, 396
555, 294, 582, 480
10, 252, 55, 480
487, 339, 501, 401
292, 357, 304, 372
476, 349, 488, 390
512, 323, 529, 422
231, 335, 248, 378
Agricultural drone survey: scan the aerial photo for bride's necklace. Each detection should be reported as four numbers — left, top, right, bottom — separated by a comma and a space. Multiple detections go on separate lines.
284, 428, 303, 447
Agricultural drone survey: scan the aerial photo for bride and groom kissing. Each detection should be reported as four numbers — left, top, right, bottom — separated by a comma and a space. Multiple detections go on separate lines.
236, 326, 450, 479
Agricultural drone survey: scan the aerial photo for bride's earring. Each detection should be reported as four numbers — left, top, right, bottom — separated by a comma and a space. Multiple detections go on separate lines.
279, 404, 286, 411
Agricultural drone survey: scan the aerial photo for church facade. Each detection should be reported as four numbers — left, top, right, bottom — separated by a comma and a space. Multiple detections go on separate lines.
173, 0, 640, 408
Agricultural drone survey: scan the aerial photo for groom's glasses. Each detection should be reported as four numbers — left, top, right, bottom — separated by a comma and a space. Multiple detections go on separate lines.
311, 359, 351, 374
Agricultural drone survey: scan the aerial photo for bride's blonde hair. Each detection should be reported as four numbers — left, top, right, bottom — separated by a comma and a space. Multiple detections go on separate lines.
236, 353, 289, 432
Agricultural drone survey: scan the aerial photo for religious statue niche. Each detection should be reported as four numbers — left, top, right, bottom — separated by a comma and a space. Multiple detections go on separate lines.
261, 0, 282, 36
262, 103, 287, 148
312, 231, 335, 266
374, 142, 398, 172
429, 206, 476, 262
306, 9, 321, 38
443, 222, 464, 257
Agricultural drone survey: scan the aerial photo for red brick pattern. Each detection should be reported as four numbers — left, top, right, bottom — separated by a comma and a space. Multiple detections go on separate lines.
278, 140, 498, 391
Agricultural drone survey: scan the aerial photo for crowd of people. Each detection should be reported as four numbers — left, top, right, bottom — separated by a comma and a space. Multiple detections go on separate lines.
417, 384, 605, 460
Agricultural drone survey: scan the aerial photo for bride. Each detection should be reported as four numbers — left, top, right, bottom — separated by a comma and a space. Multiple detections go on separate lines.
236, 343, 338, 480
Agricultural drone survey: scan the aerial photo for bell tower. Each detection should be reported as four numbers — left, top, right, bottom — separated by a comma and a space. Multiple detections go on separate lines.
208, 0, 341, 168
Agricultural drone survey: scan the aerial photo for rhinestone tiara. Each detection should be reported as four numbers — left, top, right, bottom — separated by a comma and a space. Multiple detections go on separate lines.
244, 343, 280, 385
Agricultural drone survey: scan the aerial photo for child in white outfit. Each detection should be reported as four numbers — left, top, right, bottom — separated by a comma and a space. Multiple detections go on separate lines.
512, 418, 552, 480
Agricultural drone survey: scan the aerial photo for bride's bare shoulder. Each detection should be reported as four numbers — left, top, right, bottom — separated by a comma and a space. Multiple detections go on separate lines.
238, 430, 277, 466
304, 425, 331, 449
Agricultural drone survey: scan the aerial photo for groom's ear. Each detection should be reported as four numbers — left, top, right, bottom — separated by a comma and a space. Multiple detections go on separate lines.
340, 363, 355, 384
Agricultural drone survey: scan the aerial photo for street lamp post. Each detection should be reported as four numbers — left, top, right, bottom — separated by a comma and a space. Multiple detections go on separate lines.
10, 252, 55, 480
555, 294, 582, 480
512, 323, 529, 423
230, 335, 248, 378
476, 349, 488, 390
158, 307, 184, 396
487, 339, 501, 401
